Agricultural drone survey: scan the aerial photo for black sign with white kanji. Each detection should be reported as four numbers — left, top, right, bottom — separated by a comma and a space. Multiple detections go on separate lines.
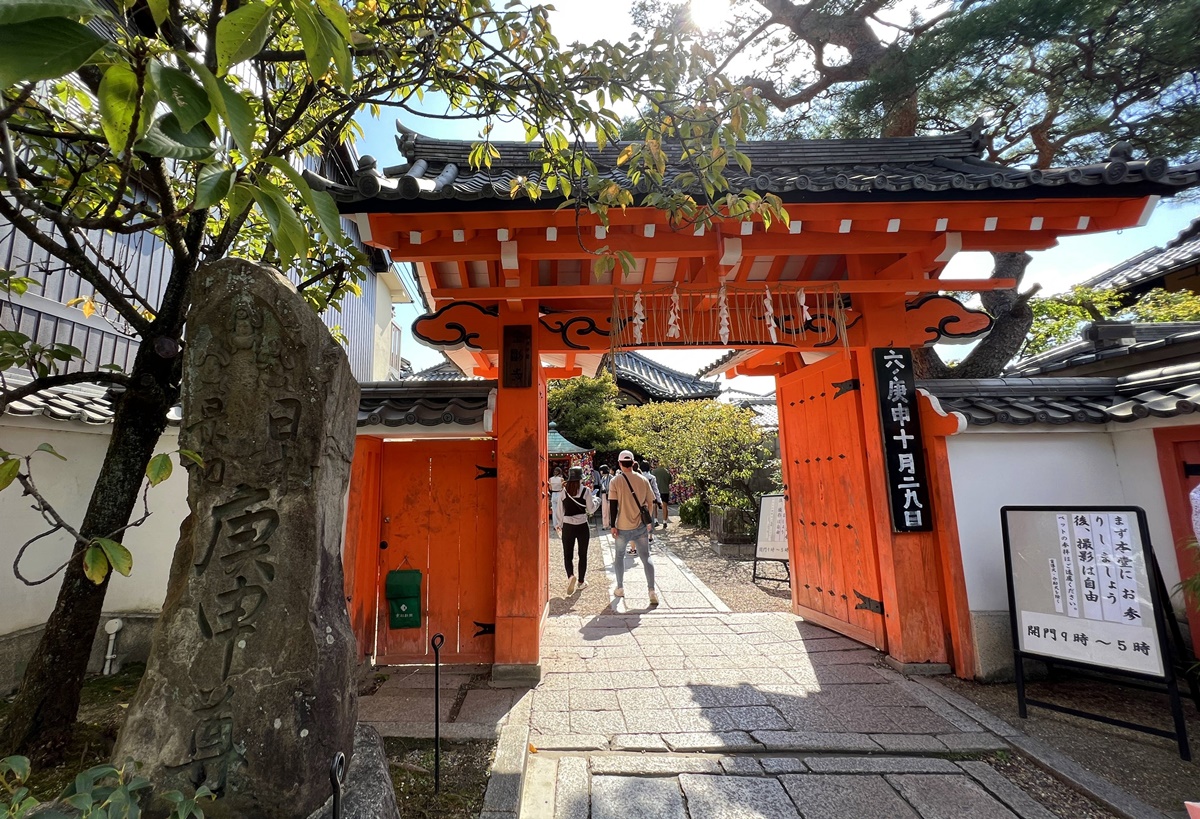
873, 347, 932, 533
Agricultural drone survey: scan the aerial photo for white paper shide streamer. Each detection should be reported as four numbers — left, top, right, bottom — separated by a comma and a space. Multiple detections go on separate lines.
632, 291, 645, 345
717, 283, 730, 345
666, 286, 681, 339
764, 286, 778, 343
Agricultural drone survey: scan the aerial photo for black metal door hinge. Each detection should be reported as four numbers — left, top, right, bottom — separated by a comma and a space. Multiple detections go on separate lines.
475, 465, 497, 480
832, 378, 860, 398
853, 590, 884, 615
473, 621, 495, 637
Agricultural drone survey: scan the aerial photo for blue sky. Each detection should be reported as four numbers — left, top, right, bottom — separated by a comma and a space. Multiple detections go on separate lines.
356, 0, 1200, 390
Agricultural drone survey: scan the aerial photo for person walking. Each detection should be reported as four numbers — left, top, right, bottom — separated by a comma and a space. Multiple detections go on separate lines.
609, 450, 658, 605
556, 467, 598, 595
598, 464, 612, 528
651, 461, 672, 528
632, 461, 661, 553
549, 466, 564, 530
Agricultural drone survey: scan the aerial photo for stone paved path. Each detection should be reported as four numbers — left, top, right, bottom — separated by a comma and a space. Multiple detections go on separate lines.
597, 529, 731, 614
518, 610, 1059, 819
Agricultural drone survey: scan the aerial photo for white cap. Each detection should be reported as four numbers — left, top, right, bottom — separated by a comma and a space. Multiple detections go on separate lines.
618, 449, 635, 462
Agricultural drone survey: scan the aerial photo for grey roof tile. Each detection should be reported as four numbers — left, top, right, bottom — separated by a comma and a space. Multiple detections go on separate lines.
603, 351, 721, 400
1083, 217, 1200, 292
312, 123, 1200, 208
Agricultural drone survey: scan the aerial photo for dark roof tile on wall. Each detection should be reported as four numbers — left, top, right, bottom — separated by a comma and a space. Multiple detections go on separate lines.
1083, 217, 1200, 292
1006, 322, 1200, 376
920, 363, 1200, 426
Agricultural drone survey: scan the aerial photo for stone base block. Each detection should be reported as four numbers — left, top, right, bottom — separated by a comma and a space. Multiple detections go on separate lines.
0, 612, 158, 695
491, 663, 541, 688
306, 724, 400, 819
884, 656, 952, 677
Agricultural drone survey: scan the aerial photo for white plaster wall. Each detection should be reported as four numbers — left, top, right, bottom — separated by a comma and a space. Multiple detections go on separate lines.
371, 276, 395, 381
0, 417, 187, 635
947, 427, 1180, 616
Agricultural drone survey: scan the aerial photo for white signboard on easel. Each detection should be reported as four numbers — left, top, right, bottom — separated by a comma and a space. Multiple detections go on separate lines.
754, 494, 790, 584
1003, 508, 1164, 677
756, 494, 789, 560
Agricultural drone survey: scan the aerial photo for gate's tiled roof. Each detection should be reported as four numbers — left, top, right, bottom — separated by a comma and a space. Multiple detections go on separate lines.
310, 122, 1200, 209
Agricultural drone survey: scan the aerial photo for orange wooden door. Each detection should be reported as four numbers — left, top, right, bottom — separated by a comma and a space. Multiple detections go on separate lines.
778, 356, 887, 649
1155, 428, 1200, 655
376, 439, 497, 664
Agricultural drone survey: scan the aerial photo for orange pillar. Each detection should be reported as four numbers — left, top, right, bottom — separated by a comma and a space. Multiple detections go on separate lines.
855, 295, 951, 668
492, 305, 549, 685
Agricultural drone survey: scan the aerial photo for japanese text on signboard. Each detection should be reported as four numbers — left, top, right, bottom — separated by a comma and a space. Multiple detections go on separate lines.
872, 347, 932, 532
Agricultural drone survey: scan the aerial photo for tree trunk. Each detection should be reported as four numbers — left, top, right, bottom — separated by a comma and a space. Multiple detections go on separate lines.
914, 251, 1036, 379
0, 339, 176, 760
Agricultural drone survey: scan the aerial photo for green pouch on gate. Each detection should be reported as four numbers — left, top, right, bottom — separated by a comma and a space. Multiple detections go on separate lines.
385, 569, 421, 629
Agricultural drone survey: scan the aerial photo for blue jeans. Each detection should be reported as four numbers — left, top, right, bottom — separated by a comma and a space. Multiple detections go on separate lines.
613, 527, 654, 592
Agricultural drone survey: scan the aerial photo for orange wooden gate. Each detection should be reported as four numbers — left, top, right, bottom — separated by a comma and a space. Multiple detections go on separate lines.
1155, 427, 1200, 656
777, 356, 887, 650
374, 439, 497, 664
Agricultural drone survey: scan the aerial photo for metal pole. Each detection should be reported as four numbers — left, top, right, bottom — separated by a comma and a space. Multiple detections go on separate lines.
431, 632, 445, 793
329, 751, 346, 819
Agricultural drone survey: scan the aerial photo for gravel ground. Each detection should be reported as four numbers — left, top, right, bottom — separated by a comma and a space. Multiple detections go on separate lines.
986, 751, 1119, 819
942, 672, 1200, 813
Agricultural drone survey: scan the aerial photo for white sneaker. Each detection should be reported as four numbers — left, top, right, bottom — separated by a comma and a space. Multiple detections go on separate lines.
566, 576, 577, 595
649, 590, 659, 605
578, 580, 588, 590
614, 587, 624, 597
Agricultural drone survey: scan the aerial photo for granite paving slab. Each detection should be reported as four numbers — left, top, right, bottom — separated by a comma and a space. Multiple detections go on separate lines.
590, 775, 687, 819
778, 774, 920, 819
887, 774, 1020, 819
589, 755, 721, 776
678, 774, 801, 819
554, 757, 589, 819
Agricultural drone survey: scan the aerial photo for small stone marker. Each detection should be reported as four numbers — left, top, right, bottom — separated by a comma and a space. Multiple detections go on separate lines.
115, 259, 361, 817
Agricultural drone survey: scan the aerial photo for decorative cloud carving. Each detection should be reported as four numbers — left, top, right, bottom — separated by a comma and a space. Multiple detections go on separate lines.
905, 294, 993, 346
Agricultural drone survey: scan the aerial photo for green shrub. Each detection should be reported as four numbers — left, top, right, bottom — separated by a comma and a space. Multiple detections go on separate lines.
1, 755, 212, 818
679, 497, 709, 527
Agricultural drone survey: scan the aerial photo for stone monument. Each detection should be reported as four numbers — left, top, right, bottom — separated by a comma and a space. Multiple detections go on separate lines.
115, 259, 362, 817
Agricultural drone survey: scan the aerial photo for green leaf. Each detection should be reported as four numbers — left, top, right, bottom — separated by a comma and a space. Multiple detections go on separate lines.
178, 449, 205, 468
291, 0, 333, 80
217, 79, 255, 154
146, 452, 172, 485
176, 52, 224, 133
82, 545, 108, 584
94, 538, 132, 577
314, 0, 352, 42
195, 165, 234, 209
145, 0, 168, 26
228, 181, 254, 217
98, 63, 142, 153
149, 61, 210, 133
319, 13, 352, 90
0, 458, 19, 492
137, 113, 216, 160
0, 17, 106, 87
0, 0, 103, 24
1, 755, 31, 782
255, 181, 309, 264
215, 1, 271, 76
35, 442, 67, 460
263, 156, 342, 240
